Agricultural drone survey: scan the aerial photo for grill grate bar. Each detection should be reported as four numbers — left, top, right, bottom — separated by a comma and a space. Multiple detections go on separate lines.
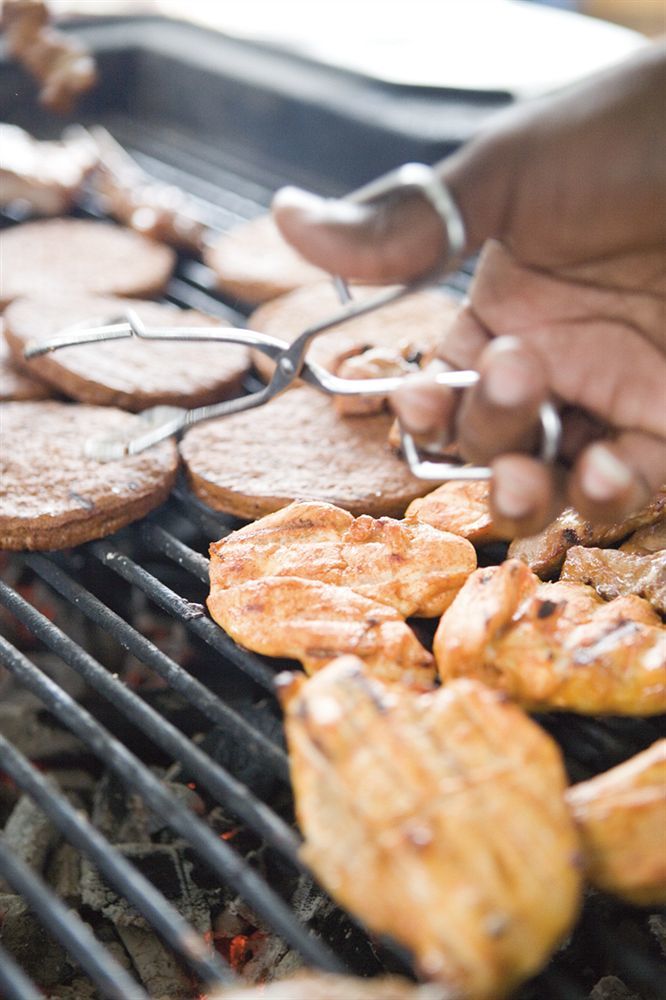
0, 732, 234, 988
143, 520, 213, 585
0, 941, 42, 1000
0, 578, 302, 864
89, 540, 278, 691
0, 631, 344, 973
27, 552, 289, 780
0, 838, 151, 1000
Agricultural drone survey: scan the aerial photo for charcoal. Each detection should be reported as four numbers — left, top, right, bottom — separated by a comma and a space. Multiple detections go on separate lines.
116, 924, 193, 1000
47, 842, 82, 907
1, 794, 62, 878
590, 976, 642, 1000
0, 893, 68, 986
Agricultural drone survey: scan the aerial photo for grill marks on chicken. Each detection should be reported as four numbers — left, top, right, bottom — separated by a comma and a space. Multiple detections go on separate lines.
209, 577, 436, 689
561, 546, 666, 615
566, 740, 666, 905
279, 659, 581, 999
209, 500, 476, 618
509, 491, 666, 577
405, 480, 499, 545
434, 560, 666, 715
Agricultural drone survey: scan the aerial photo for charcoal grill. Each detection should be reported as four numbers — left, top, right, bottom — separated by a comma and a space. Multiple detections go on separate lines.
0, 14, 664, 1000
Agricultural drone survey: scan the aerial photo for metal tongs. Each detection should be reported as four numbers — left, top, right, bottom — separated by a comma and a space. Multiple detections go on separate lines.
24, 163, 561, 481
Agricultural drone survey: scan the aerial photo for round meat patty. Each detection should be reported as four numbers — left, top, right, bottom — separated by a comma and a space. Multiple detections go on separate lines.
4, 296, 251, 411
0, 401, 179, 550
204, 214, 327, 305
0, 219, 175, 307
249, 281, 460, 381
0, 334, 54, 401
180, 385, 429, 519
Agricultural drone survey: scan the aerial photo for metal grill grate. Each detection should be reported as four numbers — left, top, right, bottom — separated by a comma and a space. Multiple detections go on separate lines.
0, 141, 664, 1000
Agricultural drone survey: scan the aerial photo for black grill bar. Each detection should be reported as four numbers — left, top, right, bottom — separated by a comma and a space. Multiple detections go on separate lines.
26, 552, 289, 781
0, 732, 234, 989
143, 520, 212, 585
0, 941, 42, 1000
89, 540, 278, 691
0, 839, 150, 1000
0, 632, 344, 973
0, 579, 302, 864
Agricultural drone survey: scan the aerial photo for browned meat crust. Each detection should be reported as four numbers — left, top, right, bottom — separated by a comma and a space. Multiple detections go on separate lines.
208, 577, 435, 689
405, 480, 499, 545
0, 219, 175, 308
211, 974, 447, 1000
204, 215, 327, 304
180, 386, 430, 519
566, 740, 666, 905
208, 499, 476, 618
0, 401, 178, 550
279, 659, 581, 998
0, 333, 54, 401
434, 560, 666, 715
4, 296, 250, 412
620, 519, 666, 555
248, 281, 458, 382
0, 124, 97, 215
561, 546, 666, 615
2, 0, 97, 114
508, 491, 666, 577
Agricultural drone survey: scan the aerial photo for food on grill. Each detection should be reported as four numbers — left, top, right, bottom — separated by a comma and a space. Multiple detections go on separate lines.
508, 491, 666, 577
212, 973, 445, 999
620, 519, 666, 555
566, 740, 666, 905
0, 333, 53, 401
0, 123, 97, 215
89, 127, 207, 255
333, 346, 416, 416
208, 577, 435, 689
208, 499, 476, 618
279, 658, 581, 998
4, 295, 251, 411
405, 480, 499, 545
249, 281, 457, 382
204, 214, 327, 304
561, 546, 666, 615
0, 401, 178, 550
2, 0, 97, 114
180, 385, 429, 519
0, 219, 176, 308
434, 560, 666, 715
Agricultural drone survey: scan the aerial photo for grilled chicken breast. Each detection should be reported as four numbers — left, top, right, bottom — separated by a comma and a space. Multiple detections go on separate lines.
561, 546, 666, 615
434, 560, 666, 715
209, 500, 476, 618
508, 490, 666, 577
405, 481, 499, 545
208, 576, 435, 689
566, 740, 666, 905
279, 659, 581, 999
212, 973, 447, 1000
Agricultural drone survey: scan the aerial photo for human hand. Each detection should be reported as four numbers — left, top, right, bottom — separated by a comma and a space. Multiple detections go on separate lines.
272, 43, 666, 536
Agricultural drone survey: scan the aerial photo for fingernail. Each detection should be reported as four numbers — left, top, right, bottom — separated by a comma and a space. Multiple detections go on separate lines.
272, 186, 322, 215
493, 477, 533, 520
581, 444, 633, 501
484, 354, 536, 408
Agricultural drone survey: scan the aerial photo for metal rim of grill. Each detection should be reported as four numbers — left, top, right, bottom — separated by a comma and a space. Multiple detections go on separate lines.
0, 120, 664, 1000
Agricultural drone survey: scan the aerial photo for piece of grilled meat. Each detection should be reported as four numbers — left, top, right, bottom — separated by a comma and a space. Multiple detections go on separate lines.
279, 658, 581, 999
405, 481, 499, 545
208, 576, 435, 689
508, 489, 666, 577
434, 560, 666, 715
566, 740, 666, 905
2, 0, 97, 114
212, 973, 447, 1000
209, 500, 476, 618
620, 518, 666, 555
561, 546, 666, 615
